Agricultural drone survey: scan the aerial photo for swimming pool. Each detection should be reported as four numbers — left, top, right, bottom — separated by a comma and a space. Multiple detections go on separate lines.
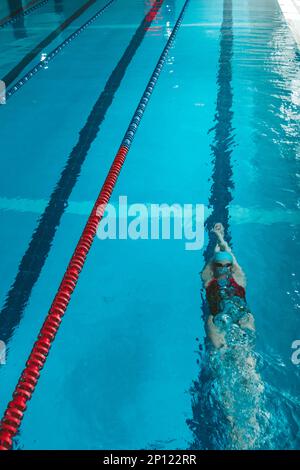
0, 0, 299, 450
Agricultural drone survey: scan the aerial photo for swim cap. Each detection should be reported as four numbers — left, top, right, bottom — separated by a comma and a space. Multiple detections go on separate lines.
213, 251, 233, 263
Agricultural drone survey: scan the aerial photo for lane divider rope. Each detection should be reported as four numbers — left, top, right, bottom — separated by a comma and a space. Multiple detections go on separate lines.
5, 0, 116, 100
0, 0, 49, 29
0, 0, 190, 451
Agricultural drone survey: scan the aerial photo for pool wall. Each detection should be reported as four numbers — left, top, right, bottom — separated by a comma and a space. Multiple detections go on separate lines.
277, 0, 300, 45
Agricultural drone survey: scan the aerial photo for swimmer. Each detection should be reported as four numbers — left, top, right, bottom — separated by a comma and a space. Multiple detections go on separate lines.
200, 224, 267, 448
201, 223, 255, 349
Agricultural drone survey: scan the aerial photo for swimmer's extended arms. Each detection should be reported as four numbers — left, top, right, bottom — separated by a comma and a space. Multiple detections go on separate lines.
200, 223, 247, 288
213, 225, 247, 288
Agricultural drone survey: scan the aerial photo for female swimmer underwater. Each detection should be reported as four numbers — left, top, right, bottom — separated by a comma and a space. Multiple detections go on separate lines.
199, 223, 268, 449
201, 223, 255, 349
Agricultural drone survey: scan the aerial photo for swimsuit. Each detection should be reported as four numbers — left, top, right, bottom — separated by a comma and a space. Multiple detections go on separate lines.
206, 276, 253, 343
206, 277, 246, 316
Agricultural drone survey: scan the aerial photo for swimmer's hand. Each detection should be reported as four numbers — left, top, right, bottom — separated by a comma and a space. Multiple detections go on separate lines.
206, 314, 227, 349
238, 314, 255, 332
212, 223, 224, 238
212, 223, 228, 249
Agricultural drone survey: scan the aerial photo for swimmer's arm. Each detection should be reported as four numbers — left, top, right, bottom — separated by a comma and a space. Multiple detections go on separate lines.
201, 260, 214, 287
206, 315, 226, 349
216, 235, 247, 288
231, 263, 247, 288
239, 313, 255, 332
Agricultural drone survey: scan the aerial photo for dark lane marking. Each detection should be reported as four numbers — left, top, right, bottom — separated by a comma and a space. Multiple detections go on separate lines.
0, 0, 48, 28
0, 0, 165, 345
54, 0, 64, 15
2, 0, 103, 87
4, 0, 116, 99
204, 0, 235, 261
187, 0, 235, 450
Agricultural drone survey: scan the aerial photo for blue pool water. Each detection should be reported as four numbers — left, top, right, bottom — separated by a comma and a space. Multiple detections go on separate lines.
0, 0, 299, 450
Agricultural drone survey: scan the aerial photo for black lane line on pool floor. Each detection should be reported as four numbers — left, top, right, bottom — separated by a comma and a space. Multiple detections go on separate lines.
204, 0, 235, 261
0, 0, 49, 29
187, 0, 235, 449
0, 0, 165, 345
2, 0, 110, 88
